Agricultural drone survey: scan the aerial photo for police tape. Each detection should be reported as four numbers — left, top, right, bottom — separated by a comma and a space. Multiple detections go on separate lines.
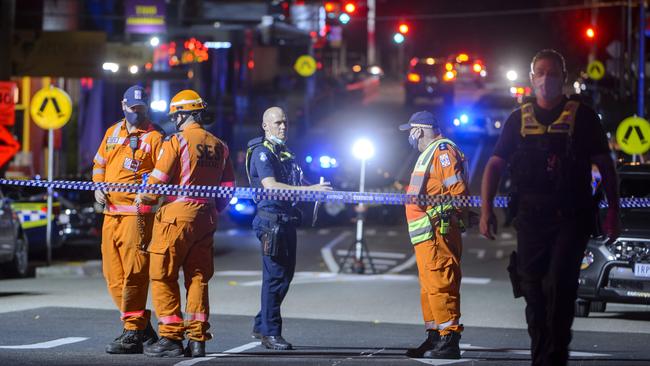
0, 178, 648, 209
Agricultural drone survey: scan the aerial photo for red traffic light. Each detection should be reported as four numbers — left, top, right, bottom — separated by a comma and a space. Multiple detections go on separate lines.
586, 27, 596, 39
344, 2, 356, 13
325, 2, 336, 12
398, 23, 409, 34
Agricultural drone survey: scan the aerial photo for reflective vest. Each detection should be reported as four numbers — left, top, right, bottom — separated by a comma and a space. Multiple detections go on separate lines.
511, 100, 579, 197
520, 100, 578, 137
406, 138, 466, 245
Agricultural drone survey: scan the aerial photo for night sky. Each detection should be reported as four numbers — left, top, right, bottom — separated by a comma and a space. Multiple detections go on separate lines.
346, 0, 627, 78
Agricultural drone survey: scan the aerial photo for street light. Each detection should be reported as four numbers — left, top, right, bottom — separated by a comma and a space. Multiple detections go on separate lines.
149, 36, 160, 47
350, 138, 376, 274
506, 70, 518, 81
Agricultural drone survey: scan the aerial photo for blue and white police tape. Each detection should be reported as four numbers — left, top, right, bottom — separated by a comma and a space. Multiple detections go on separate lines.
1, 178, 647, 208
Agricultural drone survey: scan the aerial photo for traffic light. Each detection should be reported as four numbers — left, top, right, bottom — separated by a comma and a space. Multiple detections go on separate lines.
585, 26, 596, 40
398, 23, 409, 34
343, 2, 356, 13
393, 33, 405, 44
324, 2, 336, 13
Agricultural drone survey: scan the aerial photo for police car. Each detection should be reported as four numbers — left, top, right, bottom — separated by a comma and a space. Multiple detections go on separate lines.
576, 164, 650, 316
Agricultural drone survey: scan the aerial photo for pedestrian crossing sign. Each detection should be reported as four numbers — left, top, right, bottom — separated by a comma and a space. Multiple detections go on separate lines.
616, 116, 650, 155
294, 55, 317, 77
30, 86, 72, 130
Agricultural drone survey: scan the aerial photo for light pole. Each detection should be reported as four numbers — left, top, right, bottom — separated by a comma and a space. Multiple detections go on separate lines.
351, 138, 375, 274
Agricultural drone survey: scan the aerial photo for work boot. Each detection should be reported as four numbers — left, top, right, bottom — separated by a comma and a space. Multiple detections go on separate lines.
144, 337, 185, 358
105, 329, 144, 354
424, 331, 461, 359
261, 335, 293, 350
184, 340, 206, 357
143, 321, 159, 346
405, 330, 440, 358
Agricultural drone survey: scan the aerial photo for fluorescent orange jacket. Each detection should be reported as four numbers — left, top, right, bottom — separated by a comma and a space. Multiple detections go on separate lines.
146, 123, 235, 220
93, 120, 164, 215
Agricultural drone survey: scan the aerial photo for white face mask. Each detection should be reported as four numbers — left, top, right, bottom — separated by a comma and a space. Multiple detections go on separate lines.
268, 134, 285, 146
533, 75, 563, 100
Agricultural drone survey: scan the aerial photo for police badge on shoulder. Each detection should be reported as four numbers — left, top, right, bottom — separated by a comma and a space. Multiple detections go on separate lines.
123, 157, 142, 171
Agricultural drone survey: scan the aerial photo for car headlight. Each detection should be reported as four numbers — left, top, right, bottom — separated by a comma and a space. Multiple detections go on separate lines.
581, 250, 594, 270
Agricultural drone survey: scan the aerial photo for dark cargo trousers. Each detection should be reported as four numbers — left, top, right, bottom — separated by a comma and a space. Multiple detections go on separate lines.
515, 206, 590, 366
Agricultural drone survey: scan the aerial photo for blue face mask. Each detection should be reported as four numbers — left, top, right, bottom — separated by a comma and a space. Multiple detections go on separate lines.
408, 128, 421, 149
124, 110, 146, 126
268, 135, 285, 146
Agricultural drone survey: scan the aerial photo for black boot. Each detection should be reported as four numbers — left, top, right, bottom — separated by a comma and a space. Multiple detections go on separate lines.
406, 330, 440, 358
105, 329, 144, 354
143, 321, 159, 346
184, 340, 206, 357
261, 335, 293, 350
424, 331, 461, 359
144, 337, 185, 357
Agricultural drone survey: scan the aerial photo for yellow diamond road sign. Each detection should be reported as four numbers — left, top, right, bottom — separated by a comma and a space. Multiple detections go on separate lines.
30, 86, 72, 130
587, 60, 605, 81
294, 55, 317, 77
616, 116, 650, 155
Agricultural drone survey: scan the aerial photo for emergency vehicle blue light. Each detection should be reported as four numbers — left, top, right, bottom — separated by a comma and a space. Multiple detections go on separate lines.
453, 118, 461, 126
230, 197, 238, 205
305, 155, 313, 163
460, 114, 469, 124
320, 155, 332, 169
235, 203, 245, 212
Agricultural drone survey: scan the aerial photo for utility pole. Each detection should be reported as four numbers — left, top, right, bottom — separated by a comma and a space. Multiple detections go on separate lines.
0, 0, 16, 80
367, 0, 376, 65
638, 0, 646, 119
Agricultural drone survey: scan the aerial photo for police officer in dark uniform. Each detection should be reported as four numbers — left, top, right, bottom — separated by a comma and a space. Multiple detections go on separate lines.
246, 106, 332, 350
480, 49, 620, 366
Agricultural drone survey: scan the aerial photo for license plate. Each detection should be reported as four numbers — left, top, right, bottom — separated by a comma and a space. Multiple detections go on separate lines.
634, 263, 650, 277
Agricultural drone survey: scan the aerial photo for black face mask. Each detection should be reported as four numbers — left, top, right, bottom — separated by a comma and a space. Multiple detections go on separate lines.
125, 110, 146, 125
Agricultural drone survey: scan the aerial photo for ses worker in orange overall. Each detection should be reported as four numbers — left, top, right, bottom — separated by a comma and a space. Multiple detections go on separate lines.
92, 85, 163, 354
400, 111, 469, 360
139, 90, 235, 358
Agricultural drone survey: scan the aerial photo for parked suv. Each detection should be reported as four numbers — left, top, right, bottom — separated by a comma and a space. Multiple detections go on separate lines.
0, 188, 29, 277
576, 164, 650, 317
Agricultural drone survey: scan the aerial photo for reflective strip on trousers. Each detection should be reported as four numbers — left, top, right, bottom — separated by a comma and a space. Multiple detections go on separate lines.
92, 168, 105, 176
158, 315, 184, 324
121, 310, 145, 320
437, 319, 459, 330
425, 321, 437, 331
184, 312, 208, 322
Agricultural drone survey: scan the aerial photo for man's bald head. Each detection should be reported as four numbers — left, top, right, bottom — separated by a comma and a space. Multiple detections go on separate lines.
262, 106, 288, 143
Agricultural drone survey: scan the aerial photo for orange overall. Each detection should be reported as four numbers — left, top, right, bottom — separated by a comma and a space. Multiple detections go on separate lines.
405, 138, 468, 335
145, 122, 235, 341
92, 120, 163, 330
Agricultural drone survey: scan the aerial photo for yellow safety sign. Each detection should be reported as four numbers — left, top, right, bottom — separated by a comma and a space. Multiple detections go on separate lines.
587, 60, 605, 81
616, 116, 650, 155
294, 55, 317, 77
30, 86, 72, 130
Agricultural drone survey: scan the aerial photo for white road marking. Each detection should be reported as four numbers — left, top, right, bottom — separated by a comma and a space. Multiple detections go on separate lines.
335, 250, 407, 259
495, 249, 504, 259
239, 272, 418, 286
215, 270, 262, 276
317, 228, 331, 235
468, 248, 486, 259
388, 254, 417, 273
338, 257, 397, 265
174, 342, 261, 366
0, 337, 88, 349
461, 277, 491, 285
321, 231, 352, 273
500, 232, 514, 240
366, 229, 377, 236
387, 230, 399, 237
506, 349, 610, 357
498, 240, 517, 246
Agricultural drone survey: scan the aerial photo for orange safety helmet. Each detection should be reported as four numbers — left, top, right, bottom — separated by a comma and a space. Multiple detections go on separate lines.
168, 89, 206, 115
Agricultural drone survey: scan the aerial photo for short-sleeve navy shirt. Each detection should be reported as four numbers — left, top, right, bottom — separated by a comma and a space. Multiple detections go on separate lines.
249, 144, 292, 213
